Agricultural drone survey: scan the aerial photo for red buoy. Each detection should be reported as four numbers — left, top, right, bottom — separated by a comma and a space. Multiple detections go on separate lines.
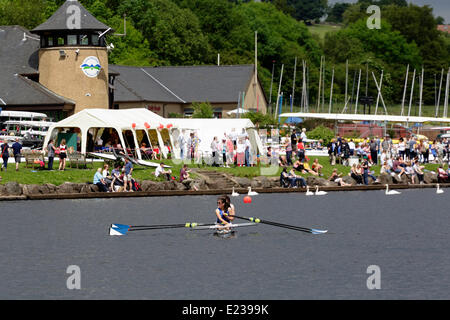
243, 196, 252, 204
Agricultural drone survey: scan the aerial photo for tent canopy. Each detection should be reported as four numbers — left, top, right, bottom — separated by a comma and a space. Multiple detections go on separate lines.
43, 108, 263, 159
43, 108, 169, 158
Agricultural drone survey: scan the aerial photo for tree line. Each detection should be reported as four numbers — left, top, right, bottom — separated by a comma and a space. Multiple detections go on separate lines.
1, 0, 449, 112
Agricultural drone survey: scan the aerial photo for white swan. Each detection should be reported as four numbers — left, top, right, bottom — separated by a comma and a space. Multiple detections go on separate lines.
436, 184, 444, 194
315, 185, 328, 195
305, 186, 314, 196
247, 186, 258, 196
231, 187, 239, 197
385, 184, 401, 195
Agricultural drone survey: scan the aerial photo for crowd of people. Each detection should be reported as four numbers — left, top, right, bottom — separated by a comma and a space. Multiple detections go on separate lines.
176, 129, 255, 167
326, 135, 450, 166
93, 158, 140, 192
326, 134, 450, 185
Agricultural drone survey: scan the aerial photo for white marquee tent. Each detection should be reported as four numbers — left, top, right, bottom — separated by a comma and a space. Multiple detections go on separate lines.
43, 108, 171, 159
43, 109, 263, 161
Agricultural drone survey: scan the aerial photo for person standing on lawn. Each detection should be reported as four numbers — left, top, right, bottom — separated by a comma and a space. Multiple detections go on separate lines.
11, 138, 22, 171
47, 139, 56, 170
1, 140, 9, 171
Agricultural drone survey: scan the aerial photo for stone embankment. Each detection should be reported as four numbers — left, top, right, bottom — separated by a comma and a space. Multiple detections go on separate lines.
0, 171, 444, 200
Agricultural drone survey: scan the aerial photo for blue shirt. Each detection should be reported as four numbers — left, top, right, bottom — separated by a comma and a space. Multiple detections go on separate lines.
12, 142, 22, 155
93, 172, 103, 184
125, 162, 133, 175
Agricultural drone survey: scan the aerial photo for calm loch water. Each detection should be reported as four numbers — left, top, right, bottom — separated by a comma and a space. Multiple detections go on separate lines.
1, 188, 449, 299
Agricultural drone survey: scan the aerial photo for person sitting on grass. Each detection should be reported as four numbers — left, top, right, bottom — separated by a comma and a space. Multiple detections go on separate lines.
288, 168, 307, 188
437, 165, 449, 183
362, 156, 377, 185
413, 160, 425, 184
102, 164, 113, 190
278, 155, 288, 167
111, 164, 124, 192
180, 164, 198, 191
93, 168, 109, 192
311, 158, 323, 176
380, 161, 392, 175
280, 167, 290, 188
328, 168, 351, 186
350, 163, 363, 185
155, 162, 172, 181
302, 159, 319, 176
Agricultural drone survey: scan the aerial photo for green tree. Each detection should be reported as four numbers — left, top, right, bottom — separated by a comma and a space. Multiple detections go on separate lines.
288, 0, 328, 22
0, 0, 46, 29
243, 111, 277, 128
191, 102, 214, 118
435, 16, 445, 25
324, 19, 422, 67
326, 2, 351, 23
118, 0, 212, 65
307, 125, 334, 145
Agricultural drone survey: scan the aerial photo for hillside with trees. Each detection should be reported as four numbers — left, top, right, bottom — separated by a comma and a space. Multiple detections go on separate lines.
0, 0, 449, 113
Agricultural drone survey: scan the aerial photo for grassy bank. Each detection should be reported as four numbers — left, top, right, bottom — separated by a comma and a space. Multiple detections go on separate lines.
0, 160, 186, 186
0, 157, 443, 186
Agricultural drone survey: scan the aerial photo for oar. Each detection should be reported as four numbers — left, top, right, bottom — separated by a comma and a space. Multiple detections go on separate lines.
109, 222, 216, 236
228, 214, 327, 234
112, 223, 198, 229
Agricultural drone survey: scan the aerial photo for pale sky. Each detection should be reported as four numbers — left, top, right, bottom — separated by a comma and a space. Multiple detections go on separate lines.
328, 0, 450, 23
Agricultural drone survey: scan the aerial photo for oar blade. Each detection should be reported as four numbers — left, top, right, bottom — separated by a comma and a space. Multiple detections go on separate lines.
310, 229, 328, 235
109, 227, 128, 236
111, 223, 131, 229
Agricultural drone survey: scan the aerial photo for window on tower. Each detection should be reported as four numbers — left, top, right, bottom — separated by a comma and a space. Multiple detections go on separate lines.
91, 34, 99, 46
67, 35, 77, 46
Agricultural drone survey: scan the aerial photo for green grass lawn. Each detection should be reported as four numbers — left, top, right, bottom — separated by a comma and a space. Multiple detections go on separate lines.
0, 157, 442, 186
307, 24, 342, 39
0, 160, 187, 186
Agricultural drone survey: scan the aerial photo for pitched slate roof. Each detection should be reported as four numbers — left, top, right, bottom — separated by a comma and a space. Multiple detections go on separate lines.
0, 26, 74, 107
110, 64, 257, 104
31, 0, 111, 34
0, 69, 75, 106
0, 25, 39, 74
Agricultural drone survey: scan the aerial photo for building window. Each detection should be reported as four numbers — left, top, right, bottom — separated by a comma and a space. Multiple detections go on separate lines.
213, 108, 223, 119
80, 35, 89, 45
184, 108, 194, 117
67, 35, 77, 46
91, 34, 99, 46
57, 36, 65, 46
47, 36, 53, 46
